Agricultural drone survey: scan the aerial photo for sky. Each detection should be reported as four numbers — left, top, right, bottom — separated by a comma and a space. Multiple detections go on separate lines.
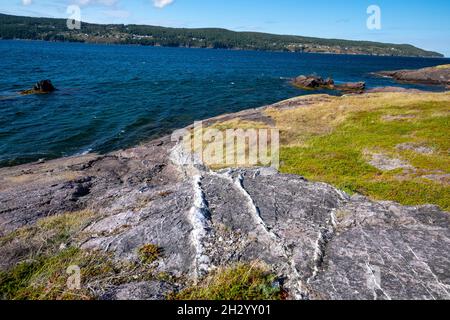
1, 0, 449, 56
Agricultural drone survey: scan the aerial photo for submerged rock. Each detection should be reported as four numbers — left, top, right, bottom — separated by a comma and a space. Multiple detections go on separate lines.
20, 80, 56, 95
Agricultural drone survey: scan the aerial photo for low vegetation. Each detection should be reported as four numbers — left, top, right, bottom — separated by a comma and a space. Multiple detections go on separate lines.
435, 64, 450, 70
198, 92, 449, 210
0, 210, 97, 262
169, 263, 283, 300
0, 247, 117, 300
0, 210, 164, 300
264, 92, 450, 210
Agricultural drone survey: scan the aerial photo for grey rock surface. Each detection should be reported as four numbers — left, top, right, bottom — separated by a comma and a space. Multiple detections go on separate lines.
101, 281, 175, 300
0, 122, 449, 300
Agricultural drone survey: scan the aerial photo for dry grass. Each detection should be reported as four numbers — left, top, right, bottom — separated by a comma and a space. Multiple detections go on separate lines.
262, 92, 450, 210
0, 210, 98, 257
0, 211, 164, 300
434, 64, 450, 70
186, 118, 275, 170
2, 171, 82, 188
169, 262, 283, 300
265, 92, 450, 147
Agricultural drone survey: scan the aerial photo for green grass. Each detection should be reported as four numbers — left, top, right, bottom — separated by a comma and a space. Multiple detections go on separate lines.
279, 99, 450, 210
169, 263, 284, 300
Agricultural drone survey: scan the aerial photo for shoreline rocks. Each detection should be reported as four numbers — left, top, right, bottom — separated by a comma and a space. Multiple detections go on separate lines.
375, 64, 450, 86
292, 75, 335, 90
1, 91, 449, 300
292, 75, 365, 93
334, 81, 365, 93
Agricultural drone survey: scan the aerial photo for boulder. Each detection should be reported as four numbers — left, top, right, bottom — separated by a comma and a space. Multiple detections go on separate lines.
292, 75, 364, 93
33, 80, 56, 92
20, 80, 56, 95
292, 75, 334, 90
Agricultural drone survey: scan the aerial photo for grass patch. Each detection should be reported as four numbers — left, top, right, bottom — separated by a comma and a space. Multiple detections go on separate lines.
0, 210, 165, 300
184, 118, 275, 170
0, 247, 117, 300
0, 210, 98, 262
434, 64, 450, 70
169, 263, 283, 300
268, 93, 450, 210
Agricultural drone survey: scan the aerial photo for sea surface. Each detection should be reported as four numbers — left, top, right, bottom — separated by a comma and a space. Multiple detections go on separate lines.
1, 40, 449, 167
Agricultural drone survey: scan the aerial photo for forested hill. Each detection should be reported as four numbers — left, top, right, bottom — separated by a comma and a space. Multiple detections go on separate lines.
0, 13, 443, 57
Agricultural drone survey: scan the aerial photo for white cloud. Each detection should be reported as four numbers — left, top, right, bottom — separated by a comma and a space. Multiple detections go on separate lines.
22, 0, 32, 5
153, 0, 174, 9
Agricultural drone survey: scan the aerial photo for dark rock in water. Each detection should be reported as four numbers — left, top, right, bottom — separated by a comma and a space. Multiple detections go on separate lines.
33, 80, 56, 92
292, 75, 334, 90
292, 75, 364, 93
20, 80, 56, 95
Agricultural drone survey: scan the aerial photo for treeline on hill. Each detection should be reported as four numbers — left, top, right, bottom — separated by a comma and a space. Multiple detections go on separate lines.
0, 13, 443, 57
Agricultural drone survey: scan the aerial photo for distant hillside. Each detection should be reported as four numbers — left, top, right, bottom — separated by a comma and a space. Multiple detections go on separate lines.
0, 13, 444, 57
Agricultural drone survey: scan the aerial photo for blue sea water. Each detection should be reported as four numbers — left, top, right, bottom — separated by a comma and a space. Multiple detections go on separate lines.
0, 40, 449, 167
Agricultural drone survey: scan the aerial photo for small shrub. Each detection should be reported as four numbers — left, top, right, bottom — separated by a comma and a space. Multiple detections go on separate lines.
138, 244, 163, 265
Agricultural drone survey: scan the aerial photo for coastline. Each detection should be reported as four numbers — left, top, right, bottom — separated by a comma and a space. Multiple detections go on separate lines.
2, 38, 448, 59
1, 89, 449, 300
0, 87, 446, 171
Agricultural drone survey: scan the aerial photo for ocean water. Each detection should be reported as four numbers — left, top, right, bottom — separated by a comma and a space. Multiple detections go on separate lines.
0, 40, 449, 167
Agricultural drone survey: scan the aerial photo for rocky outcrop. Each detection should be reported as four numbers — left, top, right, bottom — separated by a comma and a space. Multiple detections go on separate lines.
366, 86, 424, 93
292, 75, 365, 93
20, 80, 56, 95
0, 95, 449, 300
335, 81, 365, 94
376, 65, 450, 86
292, 75, 335, 90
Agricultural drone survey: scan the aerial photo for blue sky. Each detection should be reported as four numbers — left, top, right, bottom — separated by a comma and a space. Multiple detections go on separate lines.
1, 0, 449, 56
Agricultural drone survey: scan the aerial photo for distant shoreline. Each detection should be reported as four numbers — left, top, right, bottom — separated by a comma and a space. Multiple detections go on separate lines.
2, 38, 449, 60
0, 13, 444, 58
